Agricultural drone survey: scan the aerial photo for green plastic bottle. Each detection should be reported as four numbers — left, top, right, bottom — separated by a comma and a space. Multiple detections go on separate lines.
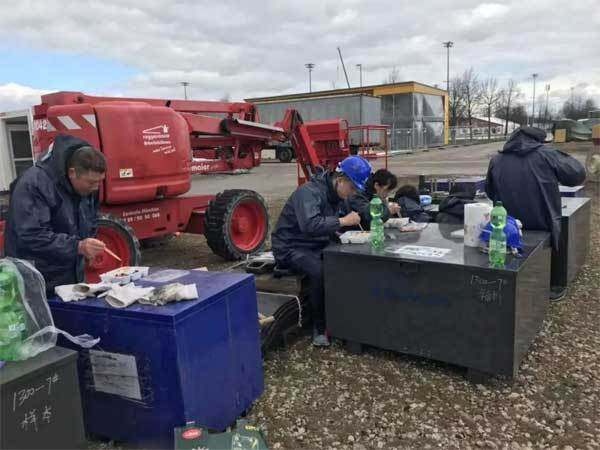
0, 268, 27, 361
370, 196, 384, 250
489, 201, 507, 268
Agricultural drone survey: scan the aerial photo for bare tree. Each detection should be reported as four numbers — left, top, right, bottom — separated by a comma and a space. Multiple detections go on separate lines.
511, 103, 528, 126
461, 68, 483, 140
448, 76, 465, 127
481, 77, 501, 139
562, 96, 597, 120
497, 79, 520, 136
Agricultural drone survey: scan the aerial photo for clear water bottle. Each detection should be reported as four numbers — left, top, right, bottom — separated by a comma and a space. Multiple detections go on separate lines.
0, 268, 27, 361
370, 196, 384, 250
489, 201, 507, 267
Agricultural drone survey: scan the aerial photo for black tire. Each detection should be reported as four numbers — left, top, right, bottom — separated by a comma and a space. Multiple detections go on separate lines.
277, 146, 293, 163
204, 190, 269, 260
96, 213, 141, 265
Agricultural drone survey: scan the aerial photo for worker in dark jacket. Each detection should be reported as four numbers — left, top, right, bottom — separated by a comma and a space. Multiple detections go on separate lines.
436, 183, 477, 224
343, 169, 401, 229
5, 134, 107, 293
271, 156, 370, 347
485, 127, 586, 300
393, 185, 432, 223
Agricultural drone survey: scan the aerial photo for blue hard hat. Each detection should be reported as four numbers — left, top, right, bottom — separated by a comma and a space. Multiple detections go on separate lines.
479, 215, 523, 251
337, 156, 372, 191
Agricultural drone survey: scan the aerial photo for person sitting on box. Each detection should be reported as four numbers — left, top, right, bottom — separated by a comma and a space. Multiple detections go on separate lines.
485, 126, 586, 302
393, 185, 432, 223
271, 156, 370, 347
436, 183, 477, 224
342, 169, 401, 230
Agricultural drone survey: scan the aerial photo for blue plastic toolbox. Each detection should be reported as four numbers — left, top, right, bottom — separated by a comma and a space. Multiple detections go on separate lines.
48, 270, 263, 449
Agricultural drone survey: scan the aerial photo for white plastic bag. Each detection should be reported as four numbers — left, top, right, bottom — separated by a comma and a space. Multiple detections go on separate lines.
0, 258, 99, 361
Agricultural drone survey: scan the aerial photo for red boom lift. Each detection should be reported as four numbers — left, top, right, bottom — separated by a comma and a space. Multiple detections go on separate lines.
0, 92, 384, 282
29, 91, 290, 281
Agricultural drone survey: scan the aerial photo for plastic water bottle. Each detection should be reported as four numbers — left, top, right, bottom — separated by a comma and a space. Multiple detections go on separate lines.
489, 201, 507, 267
370, 196, 384, 250
0, 268, 27, 361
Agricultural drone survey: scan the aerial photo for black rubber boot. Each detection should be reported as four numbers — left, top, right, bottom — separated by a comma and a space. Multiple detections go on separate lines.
550, 286, 567, 303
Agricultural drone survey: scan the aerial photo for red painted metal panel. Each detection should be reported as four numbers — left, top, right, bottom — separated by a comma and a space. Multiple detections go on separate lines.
94, 102, 191, 204
101, 196, 212, 240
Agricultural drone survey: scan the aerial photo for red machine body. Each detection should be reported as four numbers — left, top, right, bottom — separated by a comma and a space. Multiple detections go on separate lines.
27, 92, 284, 280
274, 110, 388, 185
32, 92, 265, 176
0, 91, 387, 278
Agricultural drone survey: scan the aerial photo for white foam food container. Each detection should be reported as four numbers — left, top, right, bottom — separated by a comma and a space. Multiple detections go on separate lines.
384, 218, 410, 228
100, 266, 150, 285
339, 230, 371, 244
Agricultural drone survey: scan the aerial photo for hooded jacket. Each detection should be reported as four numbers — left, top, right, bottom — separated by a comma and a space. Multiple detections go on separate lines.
271, 171, 342, 261
485, 127, 586, 249
5, 135, 100, 291
342, 185, 392, 230
436, 184, 476, 224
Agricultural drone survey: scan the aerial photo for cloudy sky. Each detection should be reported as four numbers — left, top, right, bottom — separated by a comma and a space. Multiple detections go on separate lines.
0, 0, 599, 114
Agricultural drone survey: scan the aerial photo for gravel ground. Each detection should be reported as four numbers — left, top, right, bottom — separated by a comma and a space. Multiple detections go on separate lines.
138, 189, 600, 450
244, 192, 600, 450
106, 144, 600, 449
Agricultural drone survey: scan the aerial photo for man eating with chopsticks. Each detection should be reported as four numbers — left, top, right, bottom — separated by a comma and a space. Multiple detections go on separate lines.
5, 134, 106, 293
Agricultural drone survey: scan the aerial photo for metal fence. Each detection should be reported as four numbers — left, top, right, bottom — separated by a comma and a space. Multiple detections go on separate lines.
387, 126, 510, 151
448, 126, 508, 145
391, 128, 445, 151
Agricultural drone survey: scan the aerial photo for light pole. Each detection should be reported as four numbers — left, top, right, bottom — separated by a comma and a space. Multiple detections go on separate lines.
442, 41, 454, 93
305, 63, 315, 93
180, 81, 189, 100
356, 64, 363, 87
531, 73, 538, 126
544, 84, 550, 126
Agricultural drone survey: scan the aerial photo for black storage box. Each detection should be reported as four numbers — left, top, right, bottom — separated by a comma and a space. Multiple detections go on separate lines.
551, 197, 591, 289
324, 224, 551, 379
0, 347, 85, 450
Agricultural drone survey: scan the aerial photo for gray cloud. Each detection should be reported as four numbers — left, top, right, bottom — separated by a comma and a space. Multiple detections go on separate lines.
0, 0, 598, 111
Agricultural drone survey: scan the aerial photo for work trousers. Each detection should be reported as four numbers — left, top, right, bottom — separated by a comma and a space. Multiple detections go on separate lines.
280, 249, 325, 333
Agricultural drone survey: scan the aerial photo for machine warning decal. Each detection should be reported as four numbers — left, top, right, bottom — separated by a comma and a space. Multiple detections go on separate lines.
142, 124, 175, 154
119, 168, 133, 178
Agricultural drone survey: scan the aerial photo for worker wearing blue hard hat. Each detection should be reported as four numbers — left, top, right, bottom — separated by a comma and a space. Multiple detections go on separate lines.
336, 155, 372, 191
271, 155, 370, 347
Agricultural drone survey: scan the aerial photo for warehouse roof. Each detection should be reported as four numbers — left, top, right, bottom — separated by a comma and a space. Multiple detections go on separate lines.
246, 81, 447, 104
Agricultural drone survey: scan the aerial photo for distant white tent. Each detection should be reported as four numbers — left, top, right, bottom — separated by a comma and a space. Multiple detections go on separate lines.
474, 116, 519, 132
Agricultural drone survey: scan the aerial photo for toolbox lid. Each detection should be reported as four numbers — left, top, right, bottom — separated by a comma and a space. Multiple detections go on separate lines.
325, 223, 550, 273
0, 346, 78, 386
48, 270, 254, 323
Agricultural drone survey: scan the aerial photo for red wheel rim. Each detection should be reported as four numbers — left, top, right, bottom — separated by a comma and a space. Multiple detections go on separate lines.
85, 226, 132, 283
229, 200, 266, 252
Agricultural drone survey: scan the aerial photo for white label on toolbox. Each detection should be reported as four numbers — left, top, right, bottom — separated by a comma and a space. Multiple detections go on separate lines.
386, 245, 451, 259
119, 168, 133, 178
90, 350, 142, 400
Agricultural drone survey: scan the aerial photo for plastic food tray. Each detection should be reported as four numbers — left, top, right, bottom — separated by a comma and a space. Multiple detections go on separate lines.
340, 231, 371, 244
